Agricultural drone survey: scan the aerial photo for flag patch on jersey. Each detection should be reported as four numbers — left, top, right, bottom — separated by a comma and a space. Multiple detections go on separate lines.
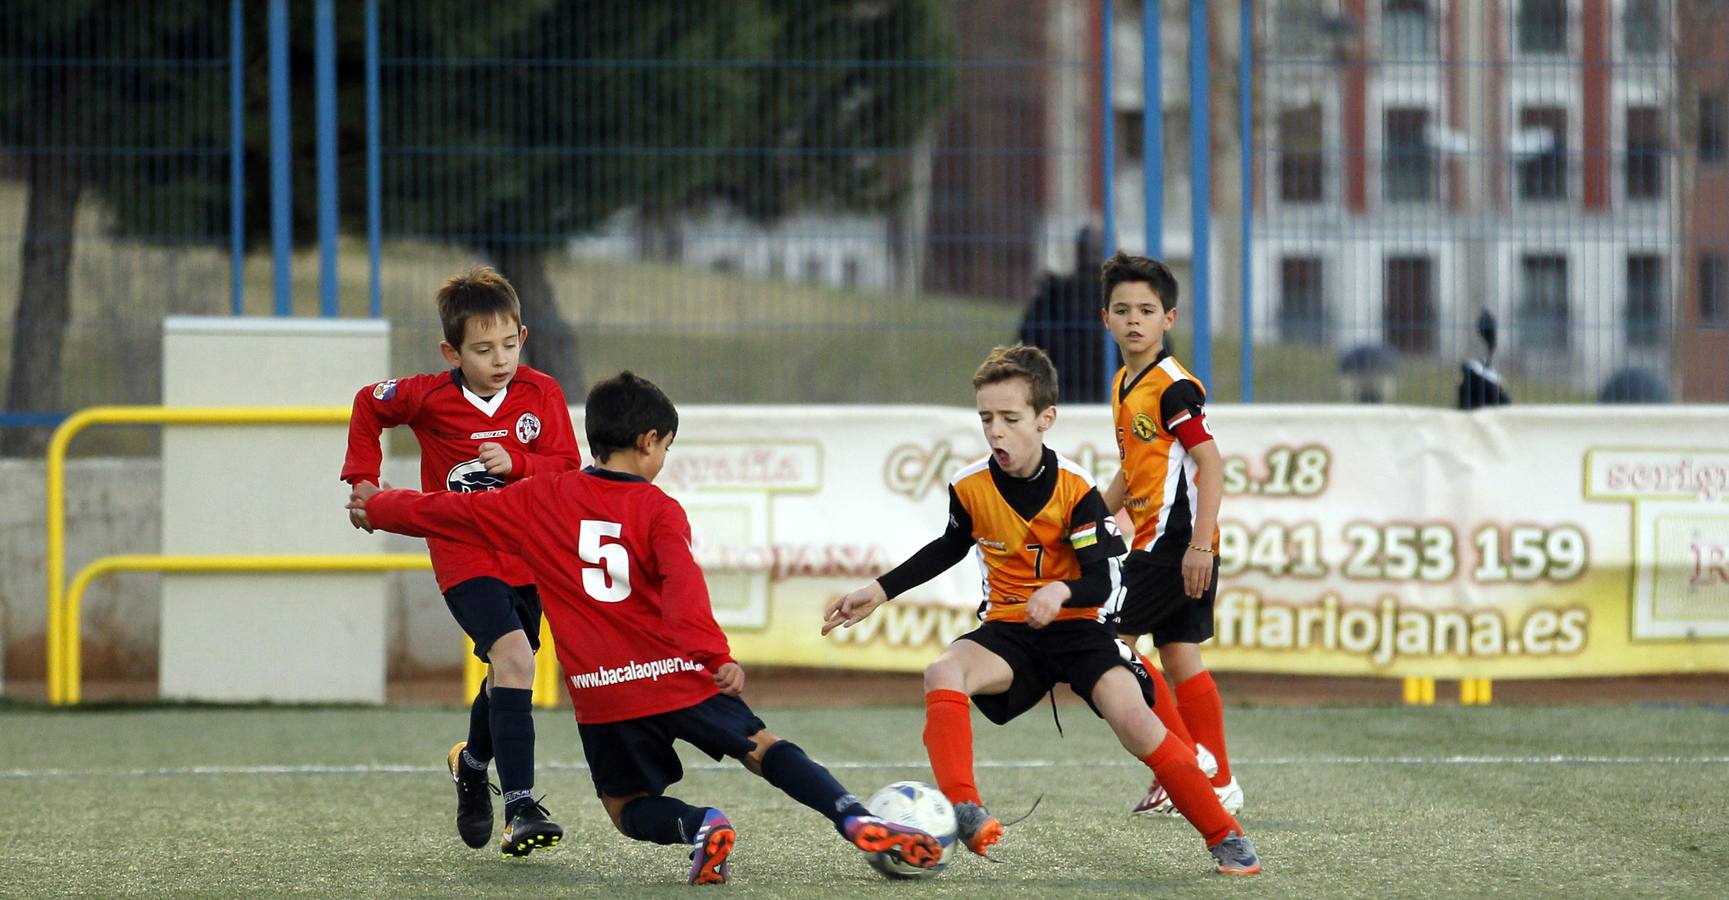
372, 379, 398, 401
1070, 523, 1098, 549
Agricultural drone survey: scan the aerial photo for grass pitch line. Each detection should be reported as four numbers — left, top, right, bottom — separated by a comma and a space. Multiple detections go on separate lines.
5, 754, 1729, 780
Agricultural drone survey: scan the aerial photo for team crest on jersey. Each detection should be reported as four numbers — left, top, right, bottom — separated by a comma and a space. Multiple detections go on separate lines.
447, 458, 506, 493
1131, 412, 1158, 442
372, 379, 398, 401
514, 412, 541, 444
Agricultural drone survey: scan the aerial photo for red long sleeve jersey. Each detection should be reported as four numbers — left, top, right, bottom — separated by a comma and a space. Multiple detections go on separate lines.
365, 468, 735, 724
340, 366, 583, 591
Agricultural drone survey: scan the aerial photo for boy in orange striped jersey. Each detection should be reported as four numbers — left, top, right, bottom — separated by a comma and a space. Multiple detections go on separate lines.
1097, 252, 1243, 818
823, 345, 1259, 876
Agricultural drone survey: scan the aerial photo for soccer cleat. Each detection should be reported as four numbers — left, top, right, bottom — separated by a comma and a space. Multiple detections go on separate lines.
1132, 782, 1176, 817
1132, 745, 1220, 818
687, 809, 736, 885
843, 815, 943, 870
499, 797, 563, 858
1213, 776, 1245, 814
447, 742, 500, 849
951, 801, 1004, 856
1208, 830, 1261, 876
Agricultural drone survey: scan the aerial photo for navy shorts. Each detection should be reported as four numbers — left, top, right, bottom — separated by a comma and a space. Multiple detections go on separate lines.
1115, 551, 1218, 646
958, 619, 1155, 726
577, 693, 769, 798
443, 577, 541, 661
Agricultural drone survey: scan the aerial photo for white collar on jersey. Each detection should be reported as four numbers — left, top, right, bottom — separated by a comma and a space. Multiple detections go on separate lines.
461, 382, 509, 417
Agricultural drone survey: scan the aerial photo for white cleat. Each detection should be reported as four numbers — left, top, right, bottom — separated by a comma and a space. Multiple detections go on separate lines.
1214, 776, 1244, 814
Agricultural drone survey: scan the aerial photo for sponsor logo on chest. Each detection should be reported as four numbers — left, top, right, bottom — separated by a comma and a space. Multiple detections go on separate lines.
470, 429, 508, 440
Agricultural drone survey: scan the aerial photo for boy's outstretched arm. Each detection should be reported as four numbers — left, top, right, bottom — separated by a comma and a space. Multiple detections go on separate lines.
822, 486, 973, 635
347, 478, 534, 558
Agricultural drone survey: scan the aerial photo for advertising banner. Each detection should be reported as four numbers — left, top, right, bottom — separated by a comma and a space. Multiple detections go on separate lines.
604, 405, 1729, 679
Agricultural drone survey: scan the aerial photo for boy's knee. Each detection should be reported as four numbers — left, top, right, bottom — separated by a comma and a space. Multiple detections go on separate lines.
741, 730, 780, 775
922, 659, 959, 692
486, 632, 536, 686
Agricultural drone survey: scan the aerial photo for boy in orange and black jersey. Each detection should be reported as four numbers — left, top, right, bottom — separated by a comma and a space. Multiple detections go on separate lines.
825, 344, 1260, 877
1097, 252, 1243, 818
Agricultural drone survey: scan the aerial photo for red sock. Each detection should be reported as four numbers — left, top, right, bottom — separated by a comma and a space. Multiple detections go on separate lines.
923, 690, 981, 806
1175, 670, 1232, 787
1142, 732, 1240, 847
1139, 654, 1195, 751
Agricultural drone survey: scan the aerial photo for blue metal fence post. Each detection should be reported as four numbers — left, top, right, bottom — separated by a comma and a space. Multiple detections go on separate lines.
1188, 0, 1212, 385
1239, 0, 1253, 401
1101, 0, 1119, 392
315, 0, 339, 317
1101, 0, 1116, 257
365, 0, 382, 319
268, 0, 292, 316
230, 0, 245, 316
1144, 0, 1163, 259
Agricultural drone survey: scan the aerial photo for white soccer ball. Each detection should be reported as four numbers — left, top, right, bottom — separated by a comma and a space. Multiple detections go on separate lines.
863, 781, 958, 879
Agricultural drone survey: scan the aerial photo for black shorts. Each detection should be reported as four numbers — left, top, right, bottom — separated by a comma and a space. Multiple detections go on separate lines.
958, 619, 1155, 725
443, 577, 542, 661
577, 693, 769, 798
1115, 551, 1218, 646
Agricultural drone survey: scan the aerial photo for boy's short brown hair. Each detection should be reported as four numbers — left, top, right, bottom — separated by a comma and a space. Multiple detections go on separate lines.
436, 266, 522, 347
973, 343, 1059, 412
1100, 251, 1180, 311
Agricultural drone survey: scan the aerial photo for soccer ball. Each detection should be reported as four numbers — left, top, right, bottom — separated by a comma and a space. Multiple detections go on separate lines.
863, 781, 958, 879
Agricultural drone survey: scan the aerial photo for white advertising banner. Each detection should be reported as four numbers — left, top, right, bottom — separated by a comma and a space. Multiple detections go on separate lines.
578, 405, 1729, 679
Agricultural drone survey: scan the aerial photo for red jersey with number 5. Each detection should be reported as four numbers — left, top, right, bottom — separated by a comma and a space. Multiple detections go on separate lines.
364, 467, 734, 724
340, 366, 583, 591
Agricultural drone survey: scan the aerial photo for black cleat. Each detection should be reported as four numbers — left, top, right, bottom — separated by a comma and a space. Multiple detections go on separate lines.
447, 742, 499, 849
500, 796, 563, 858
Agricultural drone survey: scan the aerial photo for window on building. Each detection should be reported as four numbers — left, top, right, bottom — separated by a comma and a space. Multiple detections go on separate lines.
1625, 106, 1665, 200
1622, 0, 1663, 57
1279, 103, 1325, 203
1384, 108, 1435, 202
1702, 255, 1726, 325
1279, 257, 1328, 344
842, 257, 861, 289
1626, 254, 1664, 347
802, 256, 824, 283
1517, 107, 1567, 201
1517, 0, 1567, 54
1118, 110, 1145, 165
1520, 254, 1570, 349
767, 251, 784, 280
1384, 256, 1436, 355
1702, 93, 1726, 163
1381, 0, 1435, 58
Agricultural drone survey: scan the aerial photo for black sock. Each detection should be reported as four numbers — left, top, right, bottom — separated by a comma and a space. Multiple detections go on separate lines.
758, 741, 870, 838
489, 687, 536, 819
464, 684, 492, 765
619, 796, 712, 846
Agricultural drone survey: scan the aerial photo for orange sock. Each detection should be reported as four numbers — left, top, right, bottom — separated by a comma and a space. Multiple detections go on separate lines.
1175, 670, 1232, 787
923, 689, 981, 806
1139, 653, 1195, 751
1142, 732, 1239, 846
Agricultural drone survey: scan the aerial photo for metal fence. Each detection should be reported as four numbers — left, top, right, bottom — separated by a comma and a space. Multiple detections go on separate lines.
3, 1, 1728, 455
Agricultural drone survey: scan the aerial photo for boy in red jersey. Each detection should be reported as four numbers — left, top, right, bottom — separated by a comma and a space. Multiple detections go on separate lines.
824, 345, 1259, 876
1097, 252, 1243, 818
346, 372, 943, 886
341, 266, 582, 856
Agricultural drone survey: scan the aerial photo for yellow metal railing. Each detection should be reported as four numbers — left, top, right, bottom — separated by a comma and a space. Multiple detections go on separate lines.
45, 406, 563, 708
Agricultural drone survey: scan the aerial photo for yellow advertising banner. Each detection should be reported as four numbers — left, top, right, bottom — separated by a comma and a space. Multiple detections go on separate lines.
600, 405, 1729, 679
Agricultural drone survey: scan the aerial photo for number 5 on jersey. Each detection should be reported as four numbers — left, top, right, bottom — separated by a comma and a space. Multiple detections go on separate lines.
579, 519, 632, 602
